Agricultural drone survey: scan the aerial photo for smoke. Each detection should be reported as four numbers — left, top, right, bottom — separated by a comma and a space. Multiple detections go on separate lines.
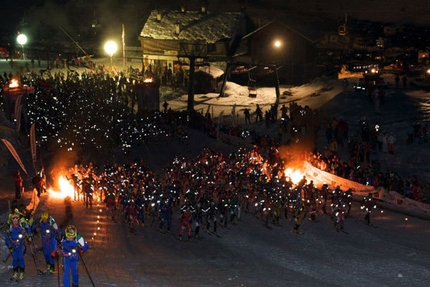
278, 135, 315, 169
21, 1, 111, 42
46, 144, 79, 190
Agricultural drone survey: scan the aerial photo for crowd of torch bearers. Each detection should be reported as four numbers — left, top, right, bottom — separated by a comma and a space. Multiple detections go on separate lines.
48, 145, 374, 240
1, 68, 384, 244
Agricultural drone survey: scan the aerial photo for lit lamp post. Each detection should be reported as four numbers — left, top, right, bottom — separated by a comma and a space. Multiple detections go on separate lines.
104, 40, 118, 66
17, 34, 27, 60
273, 39, 282, 100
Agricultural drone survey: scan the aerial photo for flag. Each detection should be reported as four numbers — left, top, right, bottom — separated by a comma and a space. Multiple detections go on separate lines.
1, 138, 28, 174
122, 24, 126, 72
122, 24, 125, 47
232, 104, 236, 127
14, 94, 22, 120
30, 123, 37, 172
14, 94, 22, 131
15, 104, 22, 132
216, 111, 224, 141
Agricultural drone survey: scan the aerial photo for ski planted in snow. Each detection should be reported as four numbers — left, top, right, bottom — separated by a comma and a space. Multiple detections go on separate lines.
290, 229, 304, 235
206, 230, 222, 238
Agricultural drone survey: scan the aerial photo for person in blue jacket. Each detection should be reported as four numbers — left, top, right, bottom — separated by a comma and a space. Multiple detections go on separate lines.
38, 210, 60, 273
54, 225, 89, 287
5, 212, 30, 281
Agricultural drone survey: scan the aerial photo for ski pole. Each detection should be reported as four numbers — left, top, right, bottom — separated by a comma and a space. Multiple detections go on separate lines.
79, 252, 96, 287
286, 217, 295, 231
356, 204, 363, 222
28, 240, 45, 275
2, 250, 12, 263
56, 253, 61, 287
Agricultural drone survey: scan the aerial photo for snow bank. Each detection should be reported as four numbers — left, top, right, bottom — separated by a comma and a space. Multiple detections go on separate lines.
302, 162, 430, 219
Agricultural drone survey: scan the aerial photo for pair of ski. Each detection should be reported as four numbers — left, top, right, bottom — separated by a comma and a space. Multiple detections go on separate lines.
28, 241, 47, 276
10, 274, 25, 282
265, 224, 283, 230
158, 228, 197, 242
335, 228, 349, 234
206, 230, 222, 238
362, 220, 378, 228
177, 236, 197, 243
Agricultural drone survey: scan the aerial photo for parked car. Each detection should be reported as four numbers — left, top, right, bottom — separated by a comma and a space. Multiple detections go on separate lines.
353, 72, 388, 92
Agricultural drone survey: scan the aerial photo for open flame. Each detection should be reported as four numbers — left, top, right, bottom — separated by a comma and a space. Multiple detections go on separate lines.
9, 78, 20, 88
143, 77, 153, 83
48, 175, 75, 199
284, 167, 304, 184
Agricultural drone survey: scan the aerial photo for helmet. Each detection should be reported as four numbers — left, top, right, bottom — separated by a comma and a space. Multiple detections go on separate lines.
41, 211, 49, 221
65, 225, 77, 239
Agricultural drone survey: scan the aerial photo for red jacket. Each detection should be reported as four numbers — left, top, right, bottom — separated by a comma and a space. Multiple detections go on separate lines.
13, 173, 23, 188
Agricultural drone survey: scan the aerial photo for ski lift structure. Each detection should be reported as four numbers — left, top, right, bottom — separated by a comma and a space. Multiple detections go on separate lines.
92, 11, 101, 28
338, 13, 348, 36
248, 66, 257, 98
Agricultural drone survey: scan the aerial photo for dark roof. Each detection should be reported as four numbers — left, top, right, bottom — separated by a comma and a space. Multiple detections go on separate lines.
241, 19, 316, 43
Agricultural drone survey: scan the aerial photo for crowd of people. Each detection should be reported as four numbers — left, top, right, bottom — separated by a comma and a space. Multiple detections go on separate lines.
1, 63, 427, 204
5, 204, 88, 285
313, 115, 427, 202
57, 138, 383, 240
2, 64, 429, 283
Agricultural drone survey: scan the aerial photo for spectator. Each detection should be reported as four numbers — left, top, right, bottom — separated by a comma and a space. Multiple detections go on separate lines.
13, 171, 23, 199
243, 108, 251, 125
255, 104, 263, 122
387, 133, 396, 154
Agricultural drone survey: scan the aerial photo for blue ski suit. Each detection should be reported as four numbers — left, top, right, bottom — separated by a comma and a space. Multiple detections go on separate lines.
60, 234, 89, 287
39, 216, 59, 266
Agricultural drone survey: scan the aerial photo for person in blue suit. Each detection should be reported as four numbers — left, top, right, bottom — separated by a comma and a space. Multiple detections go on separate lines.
55, 225, 89, 287
38, 210, 60, 273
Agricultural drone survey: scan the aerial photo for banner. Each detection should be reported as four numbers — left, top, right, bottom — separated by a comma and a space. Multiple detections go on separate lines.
1, 138, 28, 174
30, 123, 36, 172
26, 188, 40, 212
302, 161, 430, 219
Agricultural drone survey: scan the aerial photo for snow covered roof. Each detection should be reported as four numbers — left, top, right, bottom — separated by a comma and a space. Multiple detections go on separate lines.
140, 10, 244, 44
197, 66, 224, 78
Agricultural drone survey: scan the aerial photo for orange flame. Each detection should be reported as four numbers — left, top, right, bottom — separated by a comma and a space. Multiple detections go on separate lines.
143, 77, 153, 83
9, 79, 20, 88
48, 176, 75, 199
284, 167, 304, 184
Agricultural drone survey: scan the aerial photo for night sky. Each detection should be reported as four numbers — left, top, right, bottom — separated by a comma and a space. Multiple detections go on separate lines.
1, 0, 430, 52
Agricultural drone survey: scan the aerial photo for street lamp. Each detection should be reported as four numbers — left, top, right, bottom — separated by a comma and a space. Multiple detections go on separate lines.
273, 39, 282, 100
104, 40, 118, 65
17, 34, 27, 60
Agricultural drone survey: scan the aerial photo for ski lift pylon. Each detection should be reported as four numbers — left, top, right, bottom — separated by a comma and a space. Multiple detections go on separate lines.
248, 71, 257, 98
338, 24, 346, 36
338, 13, 348, 36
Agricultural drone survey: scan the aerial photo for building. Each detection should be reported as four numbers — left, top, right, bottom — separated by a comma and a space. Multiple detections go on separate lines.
139, 6, 249, 88
233, 19, 317, 86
